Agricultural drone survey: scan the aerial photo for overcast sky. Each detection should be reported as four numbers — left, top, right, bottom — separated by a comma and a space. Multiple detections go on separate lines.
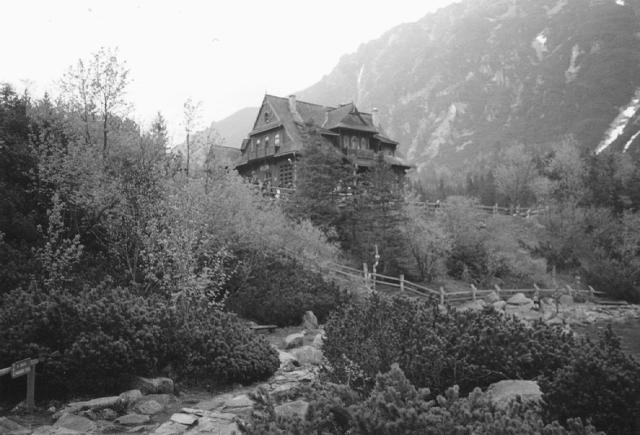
2, 0, 456, 143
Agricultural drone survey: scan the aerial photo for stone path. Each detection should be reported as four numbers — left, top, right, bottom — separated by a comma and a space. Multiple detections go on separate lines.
1, 328, 325, 435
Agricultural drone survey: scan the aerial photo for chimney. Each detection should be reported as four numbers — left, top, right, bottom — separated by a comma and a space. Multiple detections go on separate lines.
289, 94, 303, 122
372, 107, 380, 127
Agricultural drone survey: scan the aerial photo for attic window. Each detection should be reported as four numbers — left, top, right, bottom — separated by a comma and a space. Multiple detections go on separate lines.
264, 112, 270, 123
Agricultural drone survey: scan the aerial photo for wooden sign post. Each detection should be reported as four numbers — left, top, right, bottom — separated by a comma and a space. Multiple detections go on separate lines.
0, 358, 38, 411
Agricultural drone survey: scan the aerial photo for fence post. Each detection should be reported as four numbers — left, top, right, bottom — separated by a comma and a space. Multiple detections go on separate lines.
588, 286, 595, 303
440, 287, 445, 305
533, 283, 540, 299
494, 284, 501, 300
400, 274, 405, 293
566, 285, 574, 298
26, 363, 35, 411
471, 284, 477, 301
493, 203, 498, 215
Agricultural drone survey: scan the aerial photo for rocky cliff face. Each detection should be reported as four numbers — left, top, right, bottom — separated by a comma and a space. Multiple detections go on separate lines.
299, 0, 640, 174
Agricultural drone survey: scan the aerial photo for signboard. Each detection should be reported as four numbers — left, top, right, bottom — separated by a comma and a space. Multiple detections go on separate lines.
11, 358, 31, 379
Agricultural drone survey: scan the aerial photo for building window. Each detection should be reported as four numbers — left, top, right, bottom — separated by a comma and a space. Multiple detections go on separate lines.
264, 111, 270, 123
360, 137, 367, 150
342, 136, 349, 149
279, 161, 294, 187
274, 133, 280, 148
255, 139, 260, 157
264, 135, 270, 155
351, 136, 358, 149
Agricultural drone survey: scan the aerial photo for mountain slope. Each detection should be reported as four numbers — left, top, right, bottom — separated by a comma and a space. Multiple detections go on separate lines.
299, 0, 640, 174
210, 106, 258, 149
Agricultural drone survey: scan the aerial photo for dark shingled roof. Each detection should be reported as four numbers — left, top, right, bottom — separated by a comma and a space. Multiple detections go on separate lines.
239, 94, 410, 169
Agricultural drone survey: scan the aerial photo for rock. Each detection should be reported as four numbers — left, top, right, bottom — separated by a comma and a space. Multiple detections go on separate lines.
152, 420, 189, 435
170, 413, 198, 426
67, 395, 122, 412
559, 294, 574, 305
126, 426, 150, 433
119, 389, 143, 405
493, 300, 507, 310
115, 413, 151, 425
283, 332, 305, 349
222, 394, 255, 416
99, 408, 118, 421
291, 345, 323, 365
545, 316, 564, 326
274, 400, 310, 419
302, 311, 319, 329
507, 293, 533, 306
457, 299, 486, 312
183, 411, 240, 435
486, 380, 542, 410
134, 376, 175, 394
32, 426, 82, 435
311, 333, 324, 349
135, 399, 165, 415
485, 291, 501, 303
0, 417, 30, 434
55, 413, 97, 433
278, 350, 300, 371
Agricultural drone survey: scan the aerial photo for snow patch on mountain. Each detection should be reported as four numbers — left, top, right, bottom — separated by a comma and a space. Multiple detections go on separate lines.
565, 44, 582, 83
623, 129, 640, 152
597, 88, 640, 154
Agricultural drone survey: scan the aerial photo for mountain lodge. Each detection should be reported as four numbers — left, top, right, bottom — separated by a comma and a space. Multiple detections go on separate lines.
235, 94, 411, 187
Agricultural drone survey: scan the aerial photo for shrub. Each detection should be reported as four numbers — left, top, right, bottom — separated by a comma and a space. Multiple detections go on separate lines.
226, 256, 347, 327
540, 327, 640, 435
0, 284, 279, 399
323, 294, 575, 396
244, 365, 601, 435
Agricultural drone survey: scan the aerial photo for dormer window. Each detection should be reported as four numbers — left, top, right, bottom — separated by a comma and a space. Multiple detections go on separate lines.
264, 111, 270, 123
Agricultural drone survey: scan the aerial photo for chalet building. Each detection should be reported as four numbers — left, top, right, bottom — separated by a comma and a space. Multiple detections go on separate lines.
235, 94, 411, 187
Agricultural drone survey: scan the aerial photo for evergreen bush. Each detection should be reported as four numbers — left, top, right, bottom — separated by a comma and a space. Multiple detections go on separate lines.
226, 256, 346, 327
0, 284, 279, 399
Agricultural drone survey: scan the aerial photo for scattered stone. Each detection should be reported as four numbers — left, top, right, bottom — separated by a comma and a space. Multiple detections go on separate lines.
457, 299, 486, 312
507, 293, 533, 306
311, 333, 324, 349
32, 426, 82, 435
127, 426, 150, 433
68, 395, 122, 412
143, 394, 172, 406
0, 417, 30, 434
302, 311, 319, 329
485, 291, 501, 303
119, 389, 143, 405
99, 408, 118, 421
546, 316, 564, 326
115, 413, 151, 426
183, 412, 240, 435
274, 400, 310, 419
283, 332, 305, 349
486, 380, 542, 410
170, 413, 198, 426
135, 399, 165, 415
152, 420, 189, 435
559, 294, 574, 305
47, 406, 57, 414
222, 394, 255, 416
55, 413, 97, 433
278, 350, 300, 371
134, 376, 175, 394
291, 345, 323, 365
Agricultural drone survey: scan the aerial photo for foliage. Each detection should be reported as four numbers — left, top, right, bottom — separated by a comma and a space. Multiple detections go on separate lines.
402, 202, 451, 281
245, 365, 601, 435
0, 284, 279, 398
323, 294, 574, 396
540, 327, 640, 435
226, 256, 346, 327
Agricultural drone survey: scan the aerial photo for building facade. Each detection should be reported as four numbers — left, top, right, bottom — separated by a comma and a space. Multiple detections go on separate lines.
235, 94, 411, 187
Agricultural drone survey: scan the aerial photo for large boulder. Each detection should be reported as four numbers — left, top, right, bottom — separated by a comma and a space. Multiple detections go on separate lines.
114, 413, 150, 426
118, 389, 143, 406
311, 333, 324, 349
133, 376, 174, 394
302, 311, 319, 329
486, 380, 542, 410
291, 345, 323, 365
485, 291, 501, 303
135, 399, 165, 415
559, 294, 574, 305
222, 394, 255, 417
507, 293, 533, 306
54, 413, 97, 433
278, 350, 300, 372
0, 417, 29, 435
283, 332, 304, 349
457, 299, 486, 312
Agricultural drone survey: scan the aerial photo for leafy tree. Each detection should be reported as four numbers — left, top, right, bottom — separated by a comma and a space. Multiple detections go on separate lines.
494, 143, 538, 207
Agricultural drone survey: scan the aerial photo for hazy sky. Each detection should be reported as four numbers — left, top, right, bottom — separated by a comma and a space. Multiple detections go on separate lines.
2, 0, 456, 143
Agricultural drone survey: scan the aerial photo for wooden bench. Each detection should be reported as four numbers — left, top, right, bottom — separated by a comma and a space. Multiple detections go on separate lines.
250, 324, 278, 334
